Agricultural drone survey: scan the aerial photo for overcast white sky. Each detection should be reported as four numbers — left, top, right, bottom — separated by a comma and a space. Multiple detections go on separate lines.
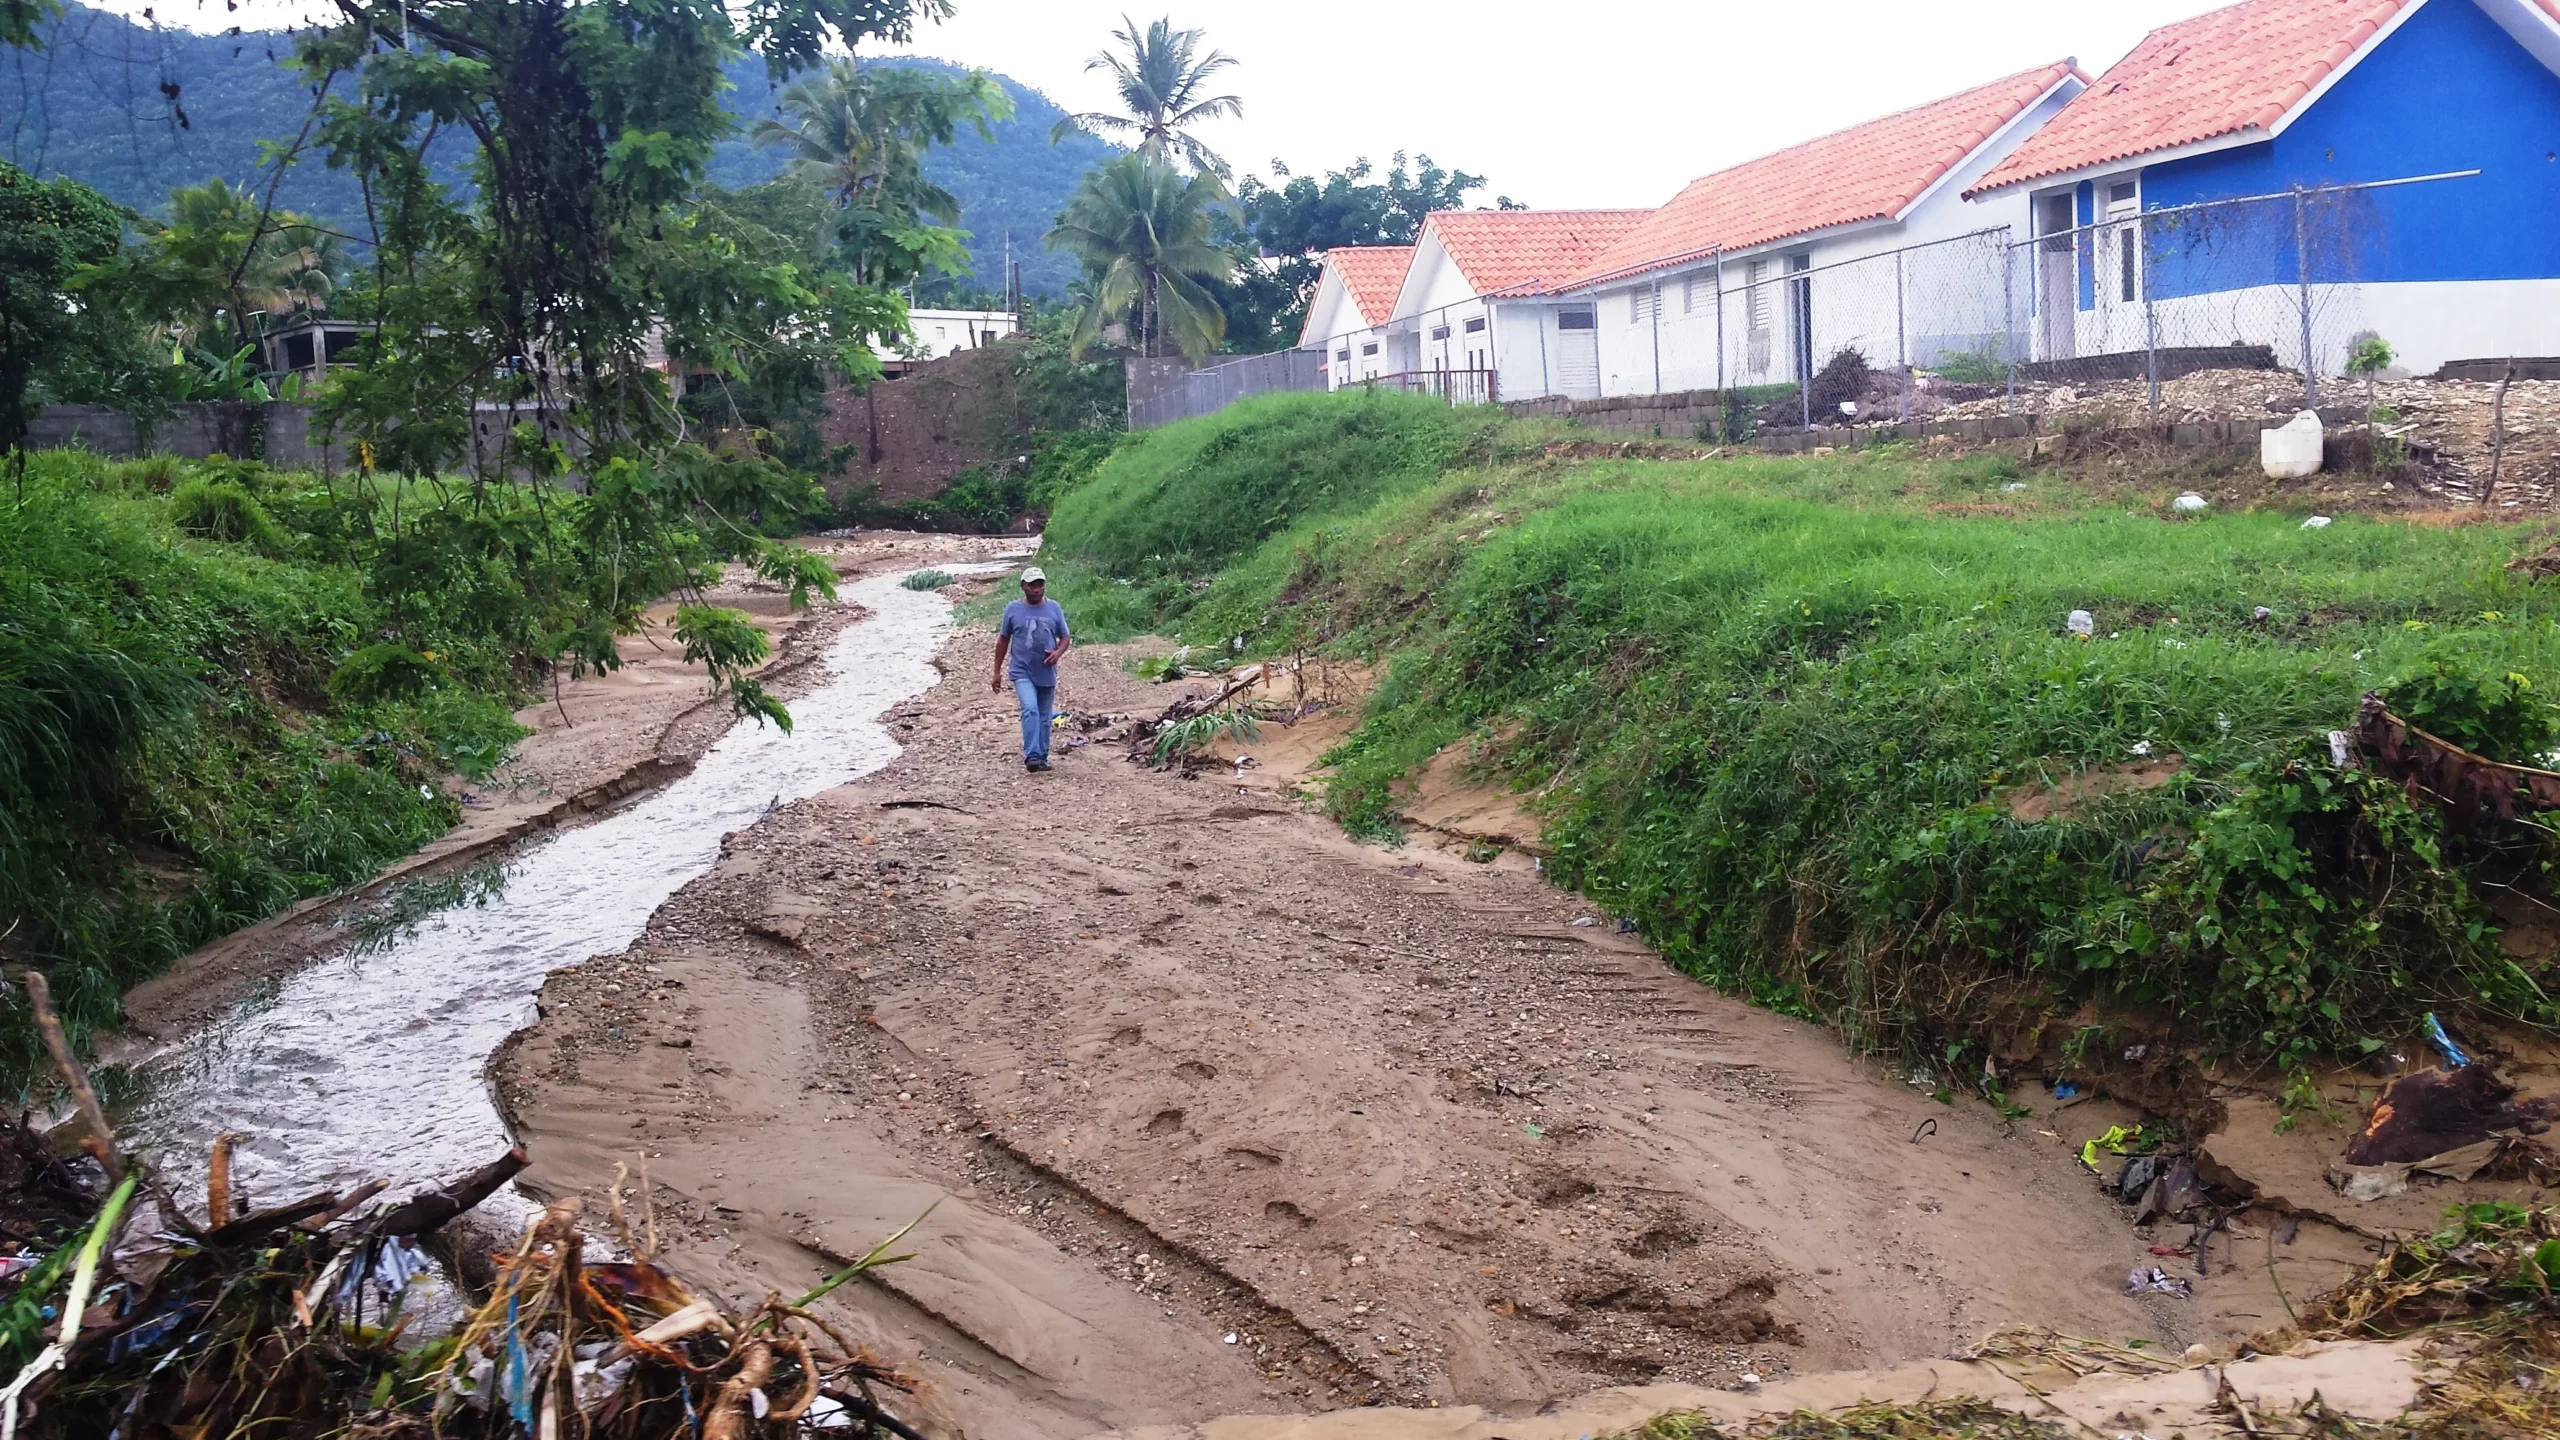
103, 0, 2229, 207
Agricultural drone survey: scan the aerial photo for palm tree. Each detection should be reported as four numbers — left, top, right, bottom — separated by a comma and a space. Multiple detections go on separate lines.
1050, 15, 1241, 177
154, 180, 343, 348
752, 57, 1012, 286
1045, 154, 1233, 363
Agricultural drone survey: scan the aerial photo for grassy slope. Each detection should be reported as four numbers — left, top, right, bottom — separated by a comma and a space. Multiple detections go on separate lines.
1041, 395, 2560, 1073
1, 453, 534, 1081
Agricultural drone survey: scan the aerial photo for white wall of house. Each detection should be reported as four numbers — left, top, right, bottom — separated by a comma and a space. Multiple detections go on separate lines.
1300, 276, 1382, 390
1382, 235, 1499, 386
881, 308, 1020, 363
1513, 76, 2077, 402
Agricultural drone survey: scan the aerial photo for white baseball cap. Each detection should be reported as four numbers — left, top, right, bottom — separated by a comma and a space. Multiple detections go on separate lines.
1020, 566, 1047, 584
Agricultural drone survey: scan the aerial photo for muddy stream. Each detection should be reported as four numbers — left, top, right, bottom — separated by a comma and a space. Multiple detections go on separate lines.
134, 564, 1005, 1215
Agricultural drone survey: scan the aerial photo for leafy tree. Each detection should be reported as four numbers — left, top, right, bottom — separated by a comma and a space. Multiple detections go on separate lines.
277, 0, 946, 727
0, 0, 55, 49
0, 161, 122, 458
1241, 152, 1496, 256
752, 54, 1011, 287
1047, 154, 1232, 363
1049, 14, 1240, 177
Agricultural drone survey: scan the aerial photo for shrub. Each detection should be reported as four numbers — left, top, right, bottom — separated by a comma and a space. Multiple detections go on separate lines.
168, 478, 291, 554
901, 569, 956, 590
328, 643, 446, 706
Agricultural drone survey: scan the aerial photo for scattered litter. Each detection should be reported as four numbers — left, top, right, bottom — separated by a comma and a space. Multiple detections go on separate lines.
1222, 1331, 1238, 1345
2067, 609, 2095, 638
2124, 1266, 2194, 1299
2128, 740, 2154, 756
1909, 1118, 1938, 1144
2004, 481, 2028, 492
2080, 1124, 2146, 1171
2301, 515, 2333, 529
2171, 492, 2210, 513
2050, 1081, 2082, 1101
2124, 1044, 2148, 1061
1523, 1123, 1545, 1140
2330, 729, 2356, 767
1570, 916, 1594, 927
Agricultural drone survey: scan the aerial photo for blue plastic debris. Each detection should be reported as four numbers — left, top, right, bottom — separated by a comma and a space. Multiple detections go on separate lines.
2423, 1012, 2470, 1069
2051, 1081, 2083, 1101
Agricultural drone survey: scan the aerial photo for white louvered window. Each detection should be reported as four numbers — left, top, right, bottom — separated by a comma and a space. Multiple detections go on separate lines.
1630, 287, 1654, 324
1745, 261, 1771, 334
1684, 272, 1711, 313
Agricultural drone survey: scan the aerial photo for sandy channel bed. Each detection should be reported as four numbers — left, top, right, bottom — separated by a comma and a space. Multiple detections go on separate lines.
489, 564, 2408, 1439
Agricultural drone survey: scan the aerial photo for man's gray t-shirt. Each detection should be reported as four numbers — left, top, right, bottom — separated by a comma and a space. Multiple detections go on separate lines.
1000, 598, 1071, 686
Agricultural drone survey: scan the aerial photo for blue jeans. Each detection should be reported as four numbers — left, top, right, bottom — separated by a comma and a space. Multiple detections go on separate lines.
1013, 677, 1055, 763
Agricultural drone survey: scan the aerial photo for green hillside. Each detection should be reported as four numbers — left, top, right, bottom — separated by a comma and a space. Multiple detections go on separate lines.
0, 4, 1112, 294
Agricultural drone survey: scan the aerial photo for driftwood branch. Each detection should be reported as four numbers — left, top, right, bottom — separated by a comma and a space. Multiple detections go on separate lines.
373, 1146, 529, 1238
19, 971, 123, 1185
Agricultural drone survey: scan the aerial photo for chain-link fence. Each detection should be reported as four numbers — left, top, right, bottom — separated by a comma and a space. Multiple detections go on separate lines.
1550, 169, 2472, 432
1126, 348, 1326, 428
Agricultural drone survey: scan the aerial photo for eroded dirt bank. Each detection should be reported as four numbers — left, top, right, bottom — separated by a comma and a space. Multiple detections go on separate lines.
492, 565, 2400, 1439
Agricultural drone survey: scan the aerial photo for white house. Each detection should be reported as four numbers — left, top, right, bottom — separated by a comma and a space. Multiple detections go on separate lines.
877, 308, 1022, 370
1965, 0, 2560, 379
1512, 61, 2089, 401
1381, 210, 1651, 402
1298, 246, 1414, 387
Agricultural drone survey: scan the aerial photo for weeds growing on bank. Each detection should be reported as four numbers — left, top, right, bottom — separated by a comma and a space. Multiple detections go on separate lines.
1040, 390, 2560, 1071
0, 447, 822, 1090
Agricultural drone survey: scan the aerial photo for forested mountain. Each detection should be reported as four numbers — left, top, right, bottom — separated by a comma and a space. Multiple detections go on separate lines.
0, 3, 1112, 294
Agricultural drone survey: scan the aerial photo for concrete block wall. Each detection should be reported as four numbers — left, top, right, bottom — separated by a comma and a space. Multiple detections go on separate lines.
25, 402, 345, 470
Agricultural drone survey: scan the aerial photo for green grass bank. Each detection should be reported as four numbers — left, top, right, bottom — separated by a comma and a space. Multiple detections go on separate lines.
0, 446, 822, 1088
1040, 391, 2560, 1079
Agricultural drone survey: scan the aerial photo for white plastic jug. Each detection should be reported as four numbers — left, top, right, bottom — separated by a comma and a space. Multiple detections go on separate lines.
2261, 410, 2324, 479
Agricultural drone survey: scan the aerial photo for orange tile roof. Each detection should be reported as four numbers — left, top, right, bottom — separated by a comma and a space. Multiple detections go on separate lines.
1419, 210, 1652, 300
1971, 0, 2462, 195
1324, 246, 1416, 327
1566, 61, 2083, 289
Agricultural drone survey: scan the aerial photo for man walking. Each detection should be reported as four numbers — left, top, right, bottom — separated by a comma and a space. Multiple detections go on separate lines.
992, 567, 1072, 772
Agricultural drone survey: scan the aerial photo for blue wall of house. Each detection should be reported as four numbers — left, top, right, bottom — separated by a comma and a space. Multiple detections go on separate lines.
2141, 0, 2560, 295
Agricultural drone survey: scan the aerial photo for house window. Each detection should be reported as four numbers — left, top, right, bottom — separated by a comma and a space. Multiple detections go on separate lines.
1336, 348, 1350, 362
1361, 342, 1379, 356
2119, 233, 2138, 303
1430, 325, 1451, 341
1745, 261, 1771, 334
1463, 317, 1485, 333
281, 333, 316, 371
1629, 288, 1654, 324
1557, 308, 1595, 330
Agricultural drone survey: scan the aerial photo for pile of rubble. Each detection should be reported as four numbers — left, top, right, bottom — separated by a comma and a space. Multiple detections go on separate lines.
1931, 368, 2560, 504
